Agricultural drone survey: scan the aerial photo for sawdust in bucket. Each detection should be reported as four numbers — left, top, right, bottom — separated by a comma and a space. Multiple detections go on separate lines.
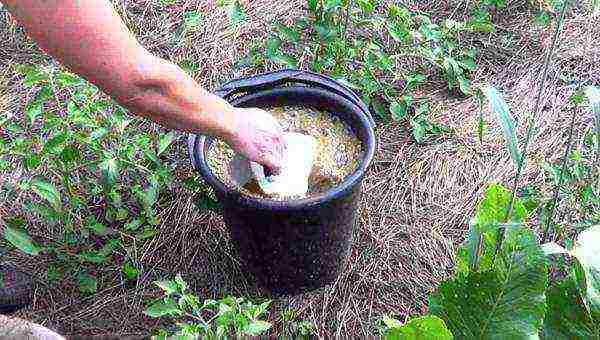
206, 106, 364, 200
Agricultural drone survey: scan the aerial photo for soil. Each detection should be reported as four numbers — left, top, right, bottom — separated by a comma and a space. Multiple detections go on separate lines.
206, 106, 364, 199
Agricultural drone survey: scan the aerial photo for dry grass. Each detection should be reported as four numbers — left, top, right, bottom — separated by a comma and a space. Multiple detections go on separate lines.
1, 0, 599, 337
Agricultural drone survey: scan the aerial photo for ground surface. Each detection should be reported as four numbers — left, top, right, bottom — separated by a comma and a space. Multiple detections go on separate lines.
1, 0, 599, 337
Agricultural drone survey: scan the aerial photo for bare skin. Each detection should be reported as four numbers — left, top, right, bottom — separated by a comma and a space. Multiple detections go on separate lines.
1, 0, 285, 171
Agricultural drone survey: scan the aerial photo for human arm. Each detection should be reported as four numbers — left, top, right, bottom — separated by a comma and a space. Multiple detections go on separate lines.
1, 0, 285, 170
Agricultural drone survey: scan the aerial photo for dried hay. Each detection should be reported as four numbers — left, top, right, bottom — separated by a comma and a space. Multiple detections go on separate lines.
0, 0, 598, 337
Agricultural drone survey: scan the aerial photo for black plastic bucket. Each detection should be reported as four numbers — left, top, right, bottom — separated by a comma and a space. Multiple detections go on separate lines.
188, 70, 376, 296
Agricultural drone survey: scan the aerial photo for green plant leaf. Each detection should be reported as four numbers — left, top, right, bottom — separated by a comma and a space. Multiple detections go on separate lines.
78, 250, 106, 264
307, 0, 318, 13
124, 218, 142, 231
543, 277, 600, 339
270, 53, 298, 69
324, 0, 342, 10
18, 65, 48, 86
25, 102, 43, 125
389, 101, 408, 121
569, 225, 600, 316
410, 116, 428, 143
371, 98, 388, 121
483, 86, 522, 169
387, 23, 410, 43
60, 146, 81, 164
193, 192, 220, 212
136, 227, 158, 240
243, 320, 272, 336
3, 225, 41, 256
157, 132, 176, 156
31, 180, 61, 211
83, 216, 109, 236
43, 132, 69, 154
357, 0, 376, 14
458, 77, 472, 95
122, 262, 139, 280
455, 183, 528, 274
174, 274, 188, 292
56, 71, 81, 86
275, 23, 301, 43
78, 273, 98, 294
406, 73, 427, 91
145, 298, 181, 318
382, 315, 403, 329
315, 22, 334, 41
383, 315, 453, 340
183, 10, 202, 31
430, 235, 547, 339
265, 37, 282, 58
228, 0, 247, 27
89, 127, 108, 141
23, 154, 41, 170
155, 280, 179, 295
179, 59, 200, 74
99, 157, 119, 191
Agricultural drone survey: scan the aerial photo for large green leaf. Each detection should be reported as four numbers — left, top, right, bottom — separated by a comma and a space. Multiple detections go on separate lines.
3, 225, 41, 256
430, 254, 547, 339
483, 86, 522, 169
543, 277, 600, 339
571, 225, 600, 316
121, 262, 139, 280
456, 184, 528, 274
383, 315, 453, 340
543, 225, 600, 318
430, 237, 547, 340
31, 180, 61, 211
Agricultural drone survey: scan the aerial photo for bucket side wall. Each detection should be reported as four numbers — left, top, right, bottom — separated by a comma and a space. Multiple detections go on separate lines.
219, 182, 362, 296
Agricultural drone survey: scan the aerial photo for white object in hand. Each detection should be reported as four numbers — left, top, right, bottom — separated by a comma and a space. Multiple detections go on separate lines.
250, 132, 317, 197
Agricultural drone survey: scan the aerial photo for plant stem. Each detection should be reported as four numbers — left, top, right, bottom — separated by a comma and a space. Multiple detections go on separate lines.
494, 0, 569, 255
541, 103, 578, 242
343, 0, 352, 40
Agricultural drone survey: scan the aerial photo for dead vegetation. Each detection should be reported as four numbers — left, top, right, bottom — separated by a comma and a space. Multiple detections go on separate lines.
1, 0, 599, 337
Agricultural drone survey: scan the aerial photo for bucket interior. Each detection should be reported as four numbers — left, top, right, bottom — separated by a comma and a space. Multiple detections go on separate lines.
201, 86, 374, 171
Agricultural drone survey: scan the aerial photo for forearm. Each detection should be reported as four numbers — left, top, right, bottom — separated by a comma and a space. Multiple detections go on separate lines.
111, 52, 237, 139
2, 0, 235, 138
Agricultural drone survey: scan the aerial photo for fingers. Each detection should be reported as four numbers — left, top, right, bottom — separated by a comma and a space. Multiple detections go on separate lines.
259, 136, 287, 175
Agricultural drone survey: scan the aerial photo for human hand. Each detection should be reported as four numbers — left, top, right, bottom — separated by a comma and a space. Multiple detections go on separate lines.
226, 107, 286, 174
